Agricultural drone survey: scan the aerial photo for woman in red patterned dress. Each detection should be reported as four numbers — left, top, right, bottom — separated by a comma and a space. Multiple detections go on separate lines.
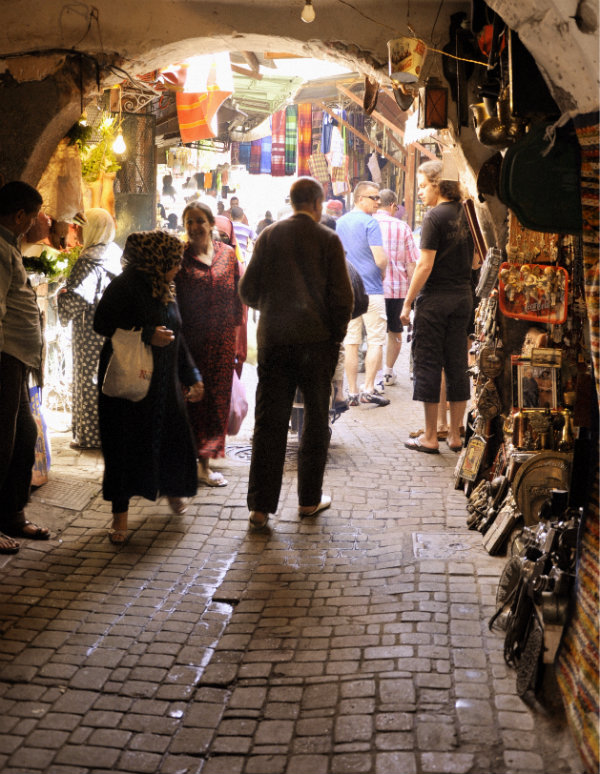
176, 202, 244, 486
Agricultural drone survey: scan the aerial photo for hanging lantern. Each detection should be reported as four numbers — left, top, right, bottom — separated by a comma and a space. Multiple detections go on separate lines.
418, 77, 448, 129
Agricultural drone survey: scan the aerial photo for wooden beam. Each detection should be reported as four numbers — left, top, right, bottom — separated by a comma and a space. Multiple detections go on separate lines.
263, 52, 304, 59
337, 82, 407, 154
231, 64, 262, 80
317, 102, 405, 172
338, 82, 438, 162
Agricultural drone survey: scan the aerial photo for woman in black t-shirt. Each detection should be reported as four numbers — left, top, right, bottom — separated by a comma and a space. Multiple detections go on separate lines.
400, 161, 479, 454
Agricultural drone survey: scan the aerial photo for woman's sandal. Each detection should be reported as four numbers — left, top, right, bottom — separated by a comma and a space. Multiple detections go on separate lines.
109, 513, 128, 545
248, 511, 269, 531
0, 534, 20, 554
198, 469, 228, 487
108, 528, 128, 545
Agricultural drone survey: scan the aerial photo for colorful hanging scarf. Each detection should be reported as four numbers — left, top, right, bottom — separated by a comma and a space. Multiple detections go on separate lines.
122, 230, 183, 304
297, 103, 312, 177
260, 133, 272, 175
238, 142, 252, 169
311, 108, 322, 155
285, 105, 298, 175
249, 139, 262, 174
271, 110, 286, 177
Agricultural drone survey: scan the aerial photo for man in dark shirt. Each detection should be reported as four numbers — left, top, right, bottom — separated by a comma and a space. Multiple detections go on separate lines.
239, 177, 353, 530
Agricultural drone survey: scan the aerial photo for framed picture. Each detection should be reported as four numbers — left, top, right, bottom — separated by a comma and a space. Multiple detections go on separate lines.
511, 356, 561, 410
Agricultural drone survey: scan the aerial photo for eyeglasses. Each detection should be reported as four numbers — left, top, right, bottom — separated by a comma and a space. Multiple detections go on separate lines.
363, 195, 381, 201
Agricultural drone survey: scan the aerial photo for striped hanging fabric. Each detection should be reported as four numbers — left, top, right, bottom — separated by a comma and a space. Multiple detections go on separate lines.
297, 103, 312, 177
271, 110, 286, 177
311, 108, 322, 154
173, 53, 233, 143
249, 139, 262, 174
285, 105, 298, 175
238, 142, 252, 170
260, 131, 272, 175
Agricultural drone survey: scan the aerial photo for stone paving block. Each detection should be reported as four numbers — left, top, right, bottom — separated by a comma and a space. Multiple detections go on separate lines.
379, 678, 416, 705
202, 756, 245, 774
120, 714, 180, 734
331, 752, 373, 773
416, 722, 457, 750
54, 743, 121, 768
334, 714, 372, 742
24, 729, 70, 749
455, 697, 494, 726
245, 754, 288, 773
420, 751, 475, 773
0, 735, 21, 755
376, 750, 418, 773
211, 734, 252, 754
497, 710, 535, 730
168, 727, 213, 754
118, 750, 162, 774
286, 753, 329, 773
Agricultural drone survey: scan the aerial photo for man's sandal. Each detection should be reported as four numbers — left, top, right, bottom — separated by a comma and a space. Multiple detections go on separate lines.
3, 520, 50, 540
248, 511, 269, 531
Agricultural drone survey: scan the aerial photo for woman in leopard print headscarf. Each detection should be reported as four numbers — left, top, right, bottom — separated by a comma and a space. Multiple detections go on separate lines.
94, 230, 205, 545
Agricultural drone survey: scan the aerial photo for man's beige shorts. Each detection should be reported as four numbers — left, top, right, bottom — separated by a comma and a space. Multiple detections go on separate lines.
344, 294, 387, 348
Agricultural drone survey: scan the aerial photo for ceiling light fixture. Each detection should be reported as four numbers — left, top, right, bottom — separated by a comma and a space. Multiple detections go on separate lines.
301, 0, 315, 23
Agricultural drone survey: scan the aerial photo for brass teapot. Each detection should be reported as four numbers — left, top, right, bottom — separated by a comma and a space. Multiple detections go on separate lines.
471, 87, 524, 148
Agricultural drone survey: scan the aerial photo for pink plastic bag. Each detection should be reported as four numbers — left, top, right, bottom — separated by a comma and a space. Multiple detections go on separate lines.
227, 371, 248, 436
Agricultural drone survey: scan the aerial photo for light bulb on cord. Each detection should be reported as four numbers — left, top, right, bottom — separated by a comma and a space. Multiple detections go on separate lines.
113, 131, 126, 154
112, 83, 126, 154
301, 0, 315, 23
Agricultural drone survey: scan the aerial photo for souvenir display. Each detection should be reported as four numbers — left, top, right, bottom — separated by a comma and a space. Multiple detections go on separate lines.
499, 263, 569, 324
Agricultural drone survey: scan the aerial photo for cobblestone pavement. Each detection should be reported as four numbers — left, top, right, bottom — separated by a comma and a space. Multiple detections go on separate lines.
0, 350, 584, 774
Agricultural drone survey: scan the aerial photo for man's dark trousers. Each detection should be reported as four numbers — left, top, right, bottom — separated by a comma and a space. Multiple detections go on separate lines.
0, 353, 38, 527
248, 340, 338, 514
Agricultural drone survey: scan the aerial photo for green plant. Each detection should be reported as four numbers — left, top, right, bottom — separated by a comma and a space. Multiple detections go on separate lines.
80, 113, 122, 183
23, 245, 81, 281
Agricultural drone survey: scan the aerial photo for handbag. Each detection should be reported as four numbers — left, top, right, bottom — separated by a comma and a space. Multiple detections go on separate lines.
102, 328, 153, 402
29, 385, 51, 486
346, 261, 369, 319
227, 370, 248, 436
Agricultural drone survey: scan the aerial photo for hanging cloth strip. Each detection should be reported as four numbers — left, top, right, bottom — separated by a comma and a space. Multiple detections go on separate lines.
238, 142, 251, 170
271, 110, 286, 177
260, 130, 272, 175
285, 105, 298, 175
249, 139, 262, 174
297, 103, 313, 177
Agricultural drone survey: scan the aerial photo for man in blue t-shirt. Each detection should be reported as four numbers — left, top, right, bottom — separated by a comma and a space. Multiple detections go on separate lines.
336, 181, 389, 406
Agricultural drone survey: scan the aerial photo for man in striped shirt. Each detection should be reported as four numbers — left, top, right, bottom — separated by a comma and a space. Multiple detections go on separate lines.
375, 189, 418, 385
231, 206, 256, 263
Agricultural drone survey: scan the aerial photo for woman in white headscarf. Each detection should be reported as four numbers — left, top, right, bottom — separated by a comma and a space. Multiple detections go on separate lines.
58, 208, 121, 449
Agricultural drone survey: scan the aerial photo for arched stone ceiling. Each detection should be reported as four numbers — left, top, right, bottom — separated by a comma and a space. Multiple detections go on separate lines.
0, 0, 597, 111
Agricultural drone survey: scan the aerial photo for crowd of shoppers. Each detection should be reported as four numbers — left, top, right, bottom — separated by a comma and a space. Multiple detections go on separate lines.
0, 165, 475, 549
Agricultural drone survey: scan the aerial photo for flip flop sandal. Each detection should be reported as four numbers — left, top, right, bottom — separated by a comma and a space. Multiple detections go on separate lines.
4, 520, 50, 540
447, 440, 463, 452
0, 534, 20, 554
404, 438, 440, 454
